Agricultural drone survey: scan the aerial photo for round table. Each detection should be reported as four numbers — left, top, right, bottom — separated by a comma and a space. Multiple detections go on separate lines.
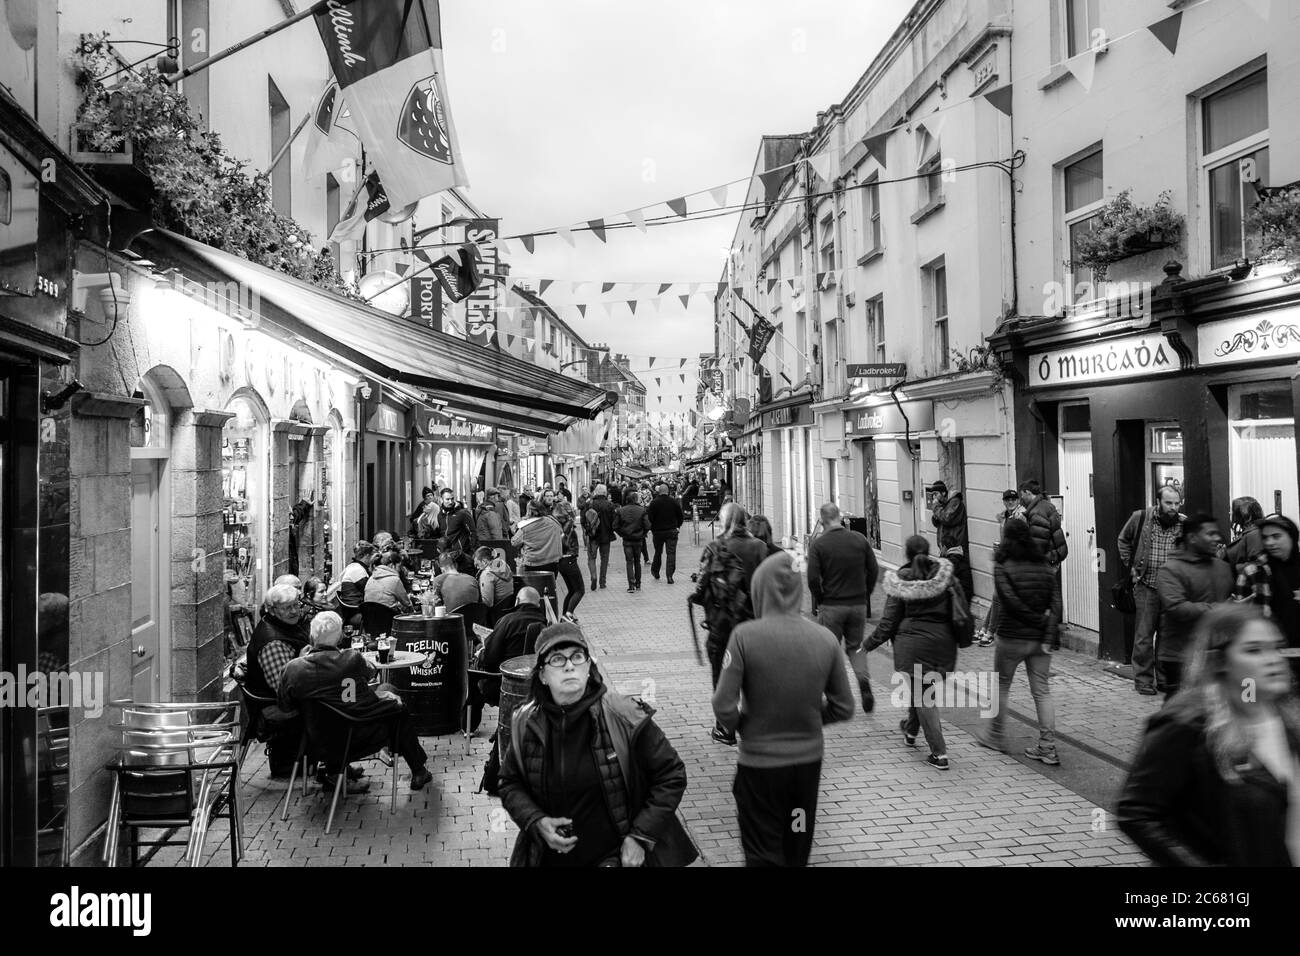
361, 650, 427, 674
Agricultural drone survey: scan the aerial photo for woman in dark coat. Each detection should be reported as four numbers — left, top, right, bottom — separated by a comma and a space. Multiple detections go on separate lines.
865, 535, 965, 770
975, 517, 1060, 764
747, 515, 785, 558
1118, 603, 1300, 866
499, 623, 697, 867
1224, 496, 1266, 571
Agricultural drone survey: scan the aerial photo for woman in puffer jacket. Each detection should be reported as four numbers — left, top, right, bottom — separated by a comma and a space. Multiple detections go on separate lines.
975, 517, 1060, 766
865, 535, 966, 770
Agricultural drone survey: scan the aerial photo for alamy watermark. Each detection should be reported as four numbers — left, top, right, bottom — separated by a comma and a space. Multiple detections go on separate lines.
0, 666, 105, 718
890, 665, 999, 719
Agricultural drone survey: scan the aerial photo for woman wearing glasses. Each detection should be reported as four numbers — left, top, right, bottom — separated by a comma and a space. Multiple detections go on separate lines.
499, 622, 698, 867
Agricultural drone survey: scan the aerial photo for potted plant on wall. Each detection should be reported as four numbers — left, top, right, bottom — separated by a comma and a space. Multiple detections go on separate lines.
1250, 184, 1300, 281
1068, 189, 1184, 281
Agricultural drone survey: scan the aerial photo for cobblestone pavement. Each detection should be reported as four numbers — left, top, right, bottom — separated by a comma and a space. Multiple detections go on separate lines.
163, 532, 1160, 867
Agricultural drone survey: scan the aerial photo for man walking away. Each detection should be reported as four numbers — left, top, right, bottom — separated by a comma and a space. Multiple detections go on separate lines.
1233, 513, 1300, 684
1019, 479, 1069, 650
713, 551, 855, 866
807, 503, 879, 712
587, 484, 617, 590
1118, 486, 1185, 695
647, 483, 685, 583
929, 481, 972, 604
614, 490, 651, 592
1155, 513, 1232, 699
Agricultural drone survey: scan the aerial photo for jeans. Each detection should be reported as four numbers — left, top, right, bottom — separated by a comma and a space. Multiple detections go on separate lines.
623, 542, 643, 588
899, 669, 947, 756
1132, 581, 1159, 691
817, 604, 872, 706
586, 540, 611, 587
651, 532, 679, 580
981, 594, 1002, 635
557, 555, 585, 615
984, 637, 1055, 753
733, 760, 822, 867
1047, 564, 1063, 646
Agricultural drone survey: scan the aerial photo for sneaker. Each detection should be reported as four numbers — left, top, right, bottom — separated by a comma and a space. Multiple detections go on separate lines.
926, 753, 950, 771
563, 613, 580, 624
1024, 746, 1061, 766
627, 586, 637, 593
410, 767, 433, 791
899, 719, 917, 748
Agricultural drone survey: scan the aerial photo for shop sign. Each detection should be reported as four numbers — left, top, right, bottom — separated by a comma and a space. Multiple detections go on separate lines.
847, 399, 933, 436
426, 418, 493, 442
367, 404, 405, 437
847, 363, 907, 379
761, 401, 814, 429
1198, 309, 1300, 367
1028, 333, 1177, 388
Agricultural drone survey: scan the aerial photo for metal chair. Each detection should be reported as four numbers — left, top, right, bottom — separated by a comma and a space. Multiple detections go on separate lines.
463, 621, 543, 750
102, 701, 242, 867
279, 699, 401, 834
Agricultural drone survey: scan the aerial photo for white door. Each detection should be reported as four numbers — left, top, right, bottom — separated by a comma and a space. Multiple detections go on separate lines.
1060, 436, 1100, 632
130, 458, 163, 703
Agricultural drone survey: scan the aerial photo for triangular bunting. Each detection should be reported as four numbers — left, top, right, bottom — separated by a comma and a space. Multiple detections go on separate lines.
539, 279, 552, 296
983, 83, 1013, 117
625, 208, 648, 232
655, 378, 661, 387
554, 225, 576, 247
1147, 11, 1181, 54
1066, 49, 1096, 92
806, 151, 832, 183
395, 261, 410, 277
602, 283, 615, 294
679, 294, 691, 310
767, 278, 777, 295
627, 301, 637, 315
758, 167, 786, 200
658, 284, 672, 295
679, 374, 686, 384
709, 184, 729, 207
648, 357, 656, 367
414, 248, 433, 265
520, 235, 535, 254
588, 218, 607, 243
862, 130, 889, 168
919, 109, 946, 144
667, 197, 688, 218
506, 334, 515, 348
576, 303, 587, 318
679, 358, 688, 368
657, 396, 662, 405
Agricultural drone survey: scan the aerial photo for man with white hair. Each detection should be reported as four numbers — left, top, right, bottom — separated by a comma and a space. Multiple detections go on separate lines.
279, 611, 433, 793
245, 583, 311, 780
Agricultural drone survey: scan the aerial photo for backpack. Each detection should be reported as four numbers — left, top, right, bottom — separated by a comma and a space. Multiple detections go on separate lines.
583, 506, 600, 539
703, 542, 755, 633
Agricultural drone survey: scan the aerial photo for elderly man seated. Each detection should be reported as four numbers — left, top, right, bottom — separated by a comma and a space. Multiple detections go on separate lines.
278, 611, 433, 793
245, 583, 310, 780
465, 587, 549, 733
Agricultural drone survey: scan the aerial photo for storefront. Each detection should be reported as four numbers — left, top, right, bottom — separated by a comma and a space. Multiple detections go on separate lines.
992, 264, 1300, 661
362, 390, 415, 539
755, 395, 815, 545
414, 414, 494, 502
516, 435, 552, 491
844, 398, 934, 568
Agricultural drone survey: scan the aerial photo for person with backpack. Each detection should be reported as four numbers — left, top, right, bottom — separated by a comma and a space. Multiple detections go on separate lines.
1019, 479, 1069, 650
689, 502, 769, 745
974, 518, 1060, 765
864, 536, 969, 771
512, 499, 563, 575
586, 485, 617, 590
1117, 485, 1185, 695
551, 495, 586, 621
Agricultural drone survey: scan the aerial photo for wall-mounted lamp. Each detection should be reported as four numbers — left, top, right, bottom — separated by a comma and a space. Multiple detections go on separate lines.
42, 380, 85, 413
358, 383, 373, 400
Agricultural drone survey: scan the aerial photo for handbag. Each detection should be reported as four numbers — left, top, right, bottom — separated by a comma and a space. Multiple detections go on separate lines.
1111, 576, 1136, 615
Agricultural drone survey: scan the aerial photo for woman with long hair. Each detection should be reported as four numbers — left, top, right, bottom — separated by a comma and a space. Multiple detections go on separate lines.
1118, 603, 1299, 865
1225, 496, 1266, 570
747, 514, 785, 558
498, 623, 696, 867
975, 517, 1060, 765
551, 495, 586, 621
864, 535, 965, 770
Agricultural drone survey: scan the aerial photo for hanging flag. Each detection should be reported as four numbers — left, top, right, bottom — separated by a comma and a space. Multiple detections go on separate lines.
862, 130, 889, 168
302, 79, 357, 178
709, 184, 729, 207
625, 208, 648, 232
328, 169, 390, 243
427, 243, 481, 303
667, 197, 688, 218
588, 218, 607, 243
747, 316, 776, 363
1066, 49, 1097, 92
520, 234, 536, 254
983, 83, 1013, 117
648, 357, 656, 367
314, 0, 469, 209
679, 374, 686, 384
1147, 11, 1182, 54
767, 278, 777, 295
506, 333, 515, 348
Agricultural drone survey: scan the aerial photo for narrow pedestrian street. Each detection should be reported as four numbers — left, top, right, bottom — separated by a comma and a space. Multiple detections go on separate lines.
173, 527, 1156, 867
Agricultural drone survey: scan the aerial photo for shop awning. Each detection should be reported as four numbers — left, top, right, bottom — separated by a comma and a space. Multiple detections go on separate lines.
133, 230, 615, 429
686, 449, 724, 466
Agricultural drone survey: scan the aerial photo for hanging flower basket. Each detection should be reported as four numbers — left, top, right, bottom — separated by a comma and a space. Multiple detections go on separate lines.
1068, 189, 1184, 281
1249, 183, 1300, 281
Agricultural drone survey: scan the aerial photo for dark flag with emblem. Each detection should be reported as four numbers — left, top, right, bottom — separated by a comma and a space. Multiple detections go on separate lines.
747, 316, 776, 363
419, 244, 482, 303
328, 170, 390, 243
315, 0, 468, 208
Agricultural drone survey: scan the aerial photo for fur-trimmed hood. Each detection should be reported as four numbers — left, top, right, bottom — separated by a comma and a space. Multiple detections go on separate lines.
883, 557, 954, 601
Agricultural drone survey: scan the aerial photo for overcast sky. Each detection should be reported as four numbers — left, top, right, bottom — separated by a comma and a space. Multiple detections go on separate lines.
439, 0, 915, 409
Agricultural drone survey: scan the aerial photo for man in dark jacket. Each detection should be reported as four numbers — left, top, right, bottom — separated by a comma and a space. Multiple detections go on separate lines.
714, 552, 855, 866
614, 491, 651, 593
929, 481, 972, 604
1233, 513, 1300, 683
1155, 514, 1232, 699
681, 476, 700, 514
1118, 486, 1185, 694
1019, 479, 1069, 649
646, 483, 685, 583
807, 502, 879, 712
279, 611, 432, 792
244, 584, 310, 779
587, 485, 617, 590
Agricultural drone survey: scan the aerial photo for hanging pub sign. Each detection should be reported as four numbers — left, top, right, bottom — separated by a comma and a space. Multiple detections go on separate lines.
1028, 333, 1178, 388
464, 218, 499, 349
1198, 308, 1300, 367
411, 275, 441, 330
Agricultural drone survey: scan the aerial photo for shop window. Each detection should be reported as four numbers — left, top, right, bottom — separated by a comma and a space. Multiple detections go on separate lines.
867, 295, 886, 365
1146, 422, 1185, 503
1229, 382, 1297, 518
1061, 402, 1091, 434
1062, 147, 1104, 292
860, 175, 882, 252
222, 397, 266, 650
1201, 69, 1268, 270
923, 260, 948, 371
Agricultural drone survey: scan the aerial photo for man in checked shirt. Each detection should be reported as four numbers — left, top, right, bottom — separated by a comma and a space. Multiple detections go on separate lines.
244, 584, 312, 780
1118, 487, 1185, 696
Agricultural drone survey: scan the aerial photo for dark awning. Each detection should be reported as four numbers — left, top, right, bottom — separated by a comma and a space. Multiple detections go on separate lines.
132, 230, 615, 429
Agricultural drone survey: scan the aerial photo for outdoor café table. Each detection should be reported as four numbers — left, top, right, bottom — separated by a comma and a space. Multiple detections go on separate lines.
360, 649, 426, 675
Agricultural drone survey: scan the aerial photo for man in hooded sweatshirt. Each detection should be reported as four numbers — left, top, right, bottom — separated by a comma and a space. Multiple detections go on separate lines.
1234, 513, 1300, 683
1155, 513, 1232, 699
713, 552, 855, 867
